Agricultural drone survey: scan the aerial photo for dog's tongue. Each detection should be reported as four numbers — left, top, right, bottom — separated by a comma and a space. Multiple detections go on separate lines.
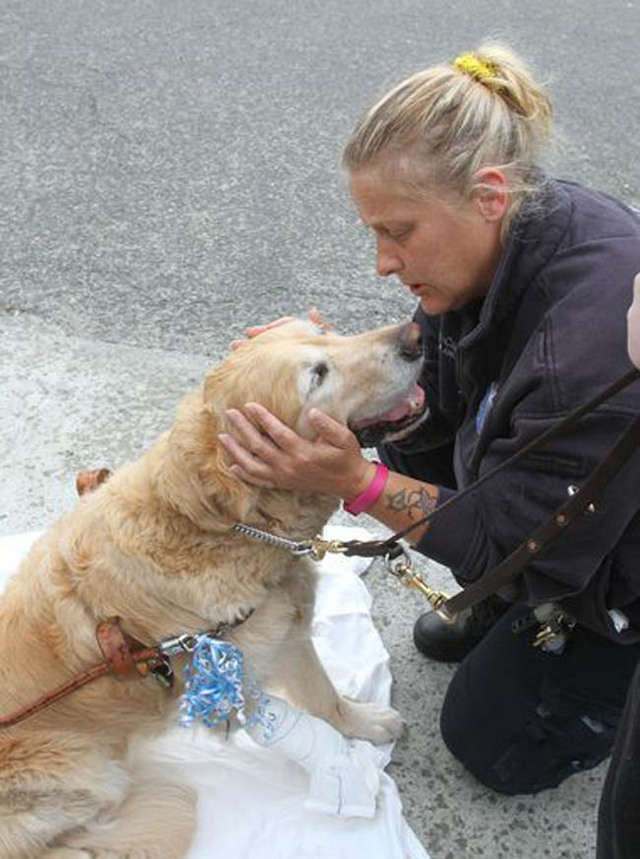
380, 383, 425, 422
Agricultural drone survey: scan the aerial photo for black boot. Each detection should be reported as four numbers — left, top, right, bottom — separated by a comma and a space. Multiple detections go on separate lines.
413, 594, 511, 663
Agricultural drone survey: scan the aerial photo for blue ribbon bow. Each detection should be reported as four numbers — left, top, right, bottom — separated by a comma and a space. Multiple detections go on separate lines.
180, 635, 271, 733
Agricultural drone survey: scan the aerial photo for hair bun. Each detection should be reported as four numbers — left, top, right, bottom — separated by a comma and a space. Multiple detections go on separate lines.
451, 53, 497, 83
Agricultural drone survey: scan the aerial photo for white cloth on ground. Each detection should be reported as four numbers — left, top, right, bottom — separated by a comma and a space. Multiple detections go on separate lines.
0, 524, 430, 859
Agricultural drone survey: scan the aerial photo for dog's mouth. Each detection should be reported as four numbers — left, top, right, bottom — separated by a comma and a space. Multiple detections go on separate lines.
349, 383, 427, 447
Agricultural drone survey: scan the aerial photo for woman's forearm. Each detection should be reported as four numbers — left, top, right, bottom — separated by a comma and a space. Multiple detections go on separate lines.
353, 468, 440, 546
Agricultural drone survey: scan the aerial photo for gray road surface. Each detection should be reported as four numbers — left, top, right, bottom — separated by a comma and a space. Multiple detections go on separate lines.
2, 1, 639, 857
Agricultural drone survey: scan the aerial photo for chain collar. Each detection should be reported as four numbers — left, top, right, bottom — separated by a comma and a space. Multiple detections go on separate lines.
231, 522, 348, 561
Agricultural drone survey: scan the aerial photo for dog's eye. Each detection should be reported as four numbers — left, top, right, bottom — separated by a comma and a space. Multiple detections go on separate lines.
311, 362, 329, 387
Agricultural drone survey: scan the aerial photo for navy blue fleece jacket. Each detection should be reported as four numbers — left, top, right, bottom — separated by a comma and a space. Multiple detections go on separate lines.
392, 180, 640, 641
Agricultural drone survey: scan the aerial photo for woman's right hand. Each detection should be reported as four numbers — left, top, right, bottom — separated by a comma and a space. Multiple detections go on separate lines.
230, 308, 329, 350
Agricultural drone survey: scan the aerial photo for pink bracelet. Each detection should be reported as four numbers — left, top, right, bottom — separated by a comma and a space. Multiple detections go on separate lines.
344, 462, 389, 516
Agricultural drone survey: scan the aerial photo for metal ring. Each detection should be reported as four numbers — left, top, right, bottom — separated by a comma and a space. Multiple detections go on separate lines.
385, 547, 412, 577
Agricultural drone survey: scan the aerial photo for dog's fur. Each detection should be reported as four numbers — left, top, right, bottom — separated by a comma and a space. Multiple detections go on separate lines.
0, 320, 425, 859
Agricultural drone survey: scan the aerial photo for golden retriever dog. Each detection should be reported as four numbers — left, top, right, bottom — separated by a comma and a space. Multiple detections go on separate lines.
0, 319, 427, 859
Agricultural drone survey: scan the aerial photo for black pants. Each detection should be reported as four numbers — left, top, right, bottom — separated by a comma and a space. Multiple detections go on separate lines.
440, 605, 640, 795
597, 661, 640, 858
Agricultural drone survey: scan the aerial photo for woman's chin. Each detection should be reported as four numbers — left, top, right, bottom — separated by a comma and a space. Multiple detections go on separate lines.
419, 295, 449, 316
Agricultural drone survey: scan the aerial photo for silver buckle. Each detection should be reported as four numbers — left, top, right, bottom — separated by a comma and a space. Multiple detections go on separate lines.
158, 633, 200, 657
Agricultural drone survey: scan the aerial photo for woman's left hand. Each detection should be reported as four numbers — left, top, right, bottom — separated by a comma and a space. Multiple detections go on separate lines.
217, 404, 376, 500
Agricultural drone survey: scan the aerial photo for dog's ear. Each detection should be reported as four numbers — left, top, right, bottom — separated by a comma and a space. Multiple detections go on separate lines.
164, 390, 260, 527
75, 468, 112, 497
196, 415, 260, 523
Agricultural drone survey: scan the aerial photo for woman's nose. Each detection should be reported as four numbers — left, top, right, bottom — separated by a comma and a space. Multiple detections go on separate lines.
377, 236, 402, 277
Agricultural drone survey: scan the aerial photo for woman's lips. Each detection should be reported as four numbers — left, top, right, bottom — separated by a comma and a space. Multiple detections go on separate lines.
408, 283, 427, 295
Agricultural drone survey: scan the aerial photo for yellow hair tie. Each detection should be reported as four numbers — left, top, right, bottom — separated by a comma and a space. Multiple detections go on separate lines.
452, 53, 496, 83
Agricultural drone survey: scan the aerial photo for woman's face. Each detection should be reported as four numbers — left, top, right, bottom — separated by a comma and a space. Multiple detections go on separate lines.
350, 169, 505, 315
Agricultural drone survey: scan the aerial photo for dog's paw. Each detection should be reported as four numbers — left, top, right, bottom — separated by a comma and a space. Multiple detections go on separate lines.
336, 697, 405, 744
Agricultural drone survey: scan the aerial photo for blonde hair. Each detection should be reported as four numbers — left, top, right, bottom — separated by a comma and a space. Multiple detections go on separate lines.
342, 44, 554, 233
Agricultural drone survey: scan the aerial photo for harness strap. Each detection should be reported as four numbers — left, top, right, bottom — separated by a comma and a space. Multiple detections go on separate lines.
96, 617, 158, 675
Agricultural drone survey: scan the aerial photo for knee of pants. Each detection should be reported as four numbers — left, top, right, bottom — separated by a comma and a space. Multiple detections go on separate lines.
440, 685, 618, 796
439, 670, 496, 786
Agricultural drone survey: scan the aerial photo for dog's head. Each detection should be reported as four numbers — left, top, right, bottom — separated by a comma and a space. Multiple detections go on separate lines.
169, 320, 427, 524
205, 319, 426, 443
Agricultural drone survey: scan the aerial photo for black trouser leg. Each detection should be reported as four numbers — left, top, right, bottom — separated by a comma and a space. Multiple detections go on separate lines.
440, 605, 640, 795
597, 661, 640, 858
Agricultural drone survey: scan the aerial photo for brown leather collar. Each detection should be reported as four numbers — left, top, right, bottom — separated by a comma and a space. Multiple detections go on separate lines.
0, 614, 250, 730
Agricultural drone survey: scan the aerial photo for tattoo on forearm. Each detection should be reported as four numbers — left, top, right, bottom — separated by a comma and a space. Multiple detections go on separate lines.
385, 488, 437, 520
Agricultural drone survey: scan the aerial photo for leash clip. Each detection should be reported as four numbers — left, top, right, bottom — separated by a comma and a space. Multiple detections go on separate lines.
158, 633, 201, 657
532, 603, 576, 654
385, 549, 456, 624
306, 537, 349, 561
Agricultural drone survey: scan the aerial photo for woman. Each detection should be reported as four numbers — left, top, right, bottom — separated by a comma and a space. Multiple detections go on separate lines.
219, 45, 640, 795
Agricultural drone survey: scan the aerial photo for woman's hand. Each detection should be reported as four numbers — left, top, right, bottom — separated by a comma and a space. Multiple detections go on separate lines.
218, 404, 376, 501
230, 308, 330, 350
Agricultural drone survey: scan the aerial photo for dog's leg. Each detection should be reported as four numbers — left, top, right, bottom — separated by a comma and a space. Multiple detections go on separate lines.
245, 694, 381, 818
230, 581, 403, 743
268, 636, 405, 744
0, 734, 129, 859
54, 763, 196, 859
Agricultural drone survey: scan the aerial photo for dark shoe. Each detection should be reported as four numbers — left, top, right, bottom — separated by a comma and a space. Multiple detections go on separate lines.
413, 595, 510, 663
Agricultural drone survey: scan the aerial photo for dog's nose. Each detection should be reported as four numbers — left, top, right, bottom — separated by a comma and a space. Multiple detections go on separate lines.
397, 322, 422, 361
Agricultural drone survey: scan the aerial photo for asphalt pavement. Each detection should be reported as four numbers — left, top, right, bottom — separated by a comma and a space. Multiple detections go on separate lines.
2, 1, 640, 857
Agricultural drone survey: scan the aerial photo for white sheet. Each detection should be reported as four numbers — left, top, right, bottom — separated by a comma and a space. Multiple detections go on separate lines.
0, 526, 430, 859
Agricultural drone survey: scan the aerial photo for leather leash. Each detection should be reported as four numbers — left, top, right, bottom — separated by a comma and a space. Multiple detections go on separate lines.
440, 411, 640, 619
0, 616, 247, 730
0, 618, 180, 729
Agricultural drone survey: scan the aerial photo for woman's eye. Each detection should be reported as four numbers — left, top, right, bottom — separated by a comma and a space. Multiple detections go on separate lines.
389, 228, 410, 242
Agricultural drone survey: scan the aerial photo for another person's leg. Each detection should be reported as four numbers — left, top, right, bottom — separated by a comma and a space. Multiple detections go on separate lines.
440, 605, 640, 795
597, 662, 640, 858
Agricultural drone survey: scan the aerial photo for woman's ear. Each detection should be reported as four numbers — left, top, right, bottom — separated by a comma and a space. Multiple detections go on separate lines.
473, 168, 509, 222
